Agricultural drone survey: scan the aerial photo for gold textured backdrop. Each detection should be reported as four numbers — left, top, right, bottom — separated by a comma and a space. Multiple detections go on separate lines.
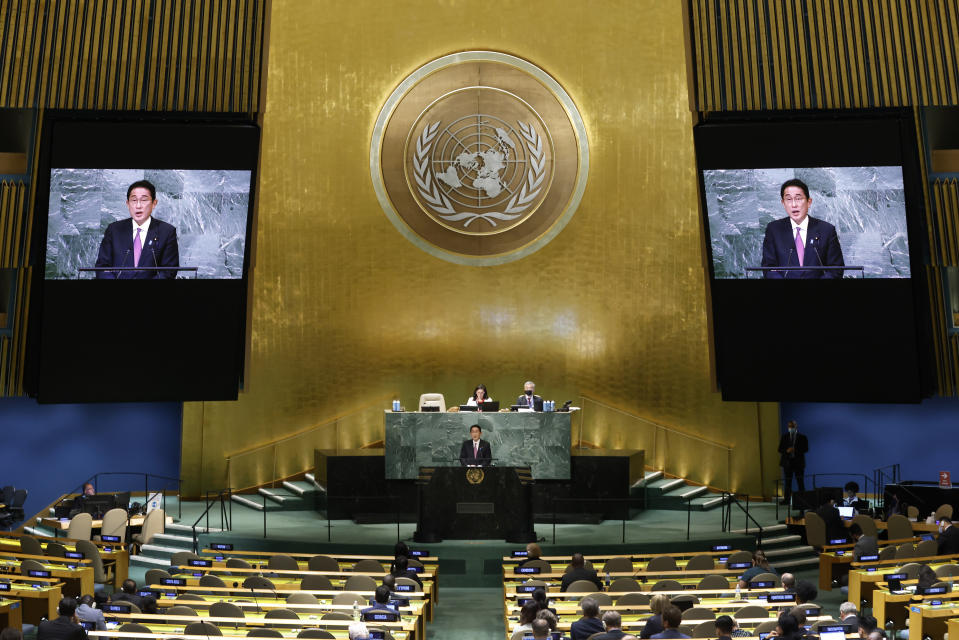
182, 0, 780, 497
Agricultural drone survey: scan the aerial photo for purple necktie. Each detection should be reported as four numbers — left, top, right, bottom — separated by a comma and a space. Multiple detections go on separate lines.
795, 228, 804, 266
474, 442, 478, 458
133, 228, 142, 267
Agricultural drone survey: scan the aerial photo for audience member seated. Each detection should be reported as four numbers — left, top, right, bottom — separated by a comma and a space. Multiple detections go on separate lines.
650, 605, 689, 639
817, 499, 848, 543
838, 602, 859, 633
535, 609, 558, 632
388, 542, 409, 572
531, 587, 556, 616
715, 615, 750, 637
111, 579, 156, 613
381, 575, 408, 605
867, 631, 887, 640
737, 550, 776, 588
916, 564, 938, 591
517, 543, 543, 567
360, 586, 393, 617
639, 594, 669, 639
938, 517, 959, 555
37, 597, 86, 640
771, 612, 803, 640
858, 614, 878, 637
68, 483, 96, 517
560, 552, 603, 592
794, 581, 817, 605
570, 596, 604, 640
594, 611, 627, 640
513, 601, 539, 633
1, 627, 22, 640
389, 555, 422, 588
841, 481, 860, 509
850, 523, 878, 561
780, 572, 796, 593
347, 622, 368, 640
530, 618, 551, 640
75, 594, 106, 630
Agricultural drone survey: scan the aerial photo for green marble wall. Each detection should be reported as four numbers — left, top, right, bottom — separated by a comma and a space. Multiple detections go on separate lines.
384, 411, 572, 480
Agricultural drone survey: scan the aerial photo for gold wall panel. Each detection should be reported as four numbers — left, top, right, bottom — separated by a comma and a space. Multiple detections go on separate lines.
0, 0, 265, 111
688, 0, 959, 111
181, 0, 781, 498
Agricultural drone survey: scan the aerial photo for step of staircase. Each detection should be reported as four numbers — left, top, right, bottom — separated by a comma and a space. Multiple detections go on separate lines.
24, 526, 54, 538
773, 556, 819, 569
761, 534, 802, 546
258, 487, 308, 510
632, 470, 664, 490
282, 480, 317, 497
732, 523, 788, 535
762, 545, 814, 558
140, 543, 190, 559
151, 533, 193, 549
166, 522, 224, 535
304, 473, 326, 493
646, 478, 687, 496
230, 494, 281, 512
130, 554, 173, 569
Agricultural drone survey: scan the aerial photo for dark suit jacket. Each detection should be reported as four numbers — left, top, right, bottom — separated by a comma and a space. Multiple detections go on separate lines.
817, 502, 847, 543
37, 616, 87, 640
571, 616, 605, 640
560, 566, 603, 592
778, 431, 808, 469
95, 217, 179, 279
593, 631, 628, 640
761, 216, 844, 279
111, 591, 156, 613
939, 525, 959, 555
459, 439, 492, 466
516, 394, 543, 410
651, 630, 691, 639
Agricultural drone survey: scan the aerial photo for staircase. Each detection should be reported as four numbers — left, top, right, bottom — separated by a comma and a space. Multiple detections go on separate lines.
130, 522, 226, 570
731, 523, 819, 570
633, 470, 729, 511
229, 473, 326, 513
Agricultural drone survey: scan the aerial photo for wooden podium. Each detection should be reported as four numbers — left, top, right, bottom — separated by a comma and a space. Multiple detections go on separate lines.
413, 466, 536, 543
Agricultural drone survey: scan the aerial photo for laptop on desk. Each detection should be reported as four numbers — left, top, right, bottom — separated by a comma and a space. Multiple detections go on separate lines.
838, 505, 855, 519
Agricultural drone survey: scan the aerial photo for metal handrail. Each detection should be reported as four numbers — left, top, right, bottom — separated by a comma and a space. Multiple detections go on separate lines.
547, 496, 643, 544
721, 492, 764, 542
191, 488, 232, 552
577, 395, 734, 492
225, 394, 395, 490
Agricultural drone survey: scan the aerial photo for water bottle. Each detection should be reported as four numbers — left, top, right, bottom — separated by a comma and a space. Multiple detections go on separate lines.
735, 583, 741, 599
353, 601, 359, 621
392, 399, 400, 411
605, 571, 611, 589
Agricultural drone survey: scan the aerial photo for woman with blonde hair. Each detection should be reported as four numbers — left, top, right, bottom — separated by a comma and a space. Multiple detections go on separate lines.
639, 593, 670, 638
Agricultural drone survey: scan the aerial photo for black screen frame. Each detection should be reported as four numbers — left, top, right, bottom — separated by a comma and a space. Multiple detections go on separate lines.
694, 108, 934, 402
25, 111, 260, 403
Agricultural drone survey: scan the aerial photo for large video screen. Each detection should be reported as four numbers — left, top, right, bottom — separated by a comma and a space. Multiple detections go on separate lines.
45, 168, 252, 280
704, 166, 909, 279
694, 110, 932, 403
26, 113, 260, 403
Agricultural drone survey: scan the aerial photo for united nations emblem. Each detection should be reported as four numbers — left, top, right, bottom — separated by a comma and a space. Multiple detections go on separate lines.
465, 467, 485, 485
371, 51, 589, 265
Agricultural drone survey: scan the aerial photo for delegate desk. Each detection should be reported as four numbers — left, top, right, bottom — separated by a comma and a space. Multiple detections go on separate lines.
40, 513, 173, 533
0, 598, 22, 630
848, 554, 959, 607
0, 534, 129, 590
872, 585, 959, 629
817, 537, 921, 590
0, 576, 63, 624
0, 552, 94, 596
384, 410, 572, 480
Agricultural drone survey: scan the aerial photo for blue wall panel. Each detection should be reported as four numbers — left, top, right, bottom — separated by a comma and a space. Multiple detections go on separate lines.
780, 398, 959, 491
0, 397, 181, 522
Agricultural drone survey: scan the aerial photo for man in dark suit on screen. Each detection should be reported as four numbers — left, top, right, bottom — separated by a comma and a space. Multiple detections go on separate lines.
761, 178, 844, 279
458, 424, 492, 466
95, 179, 179, 279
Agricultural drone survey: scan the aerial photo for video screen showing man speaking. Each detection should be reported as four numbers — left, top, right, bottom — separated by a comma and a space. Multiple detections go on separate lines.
95, 180, 179, 279
703, 166, 910, 279
44, 168, 252, 280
